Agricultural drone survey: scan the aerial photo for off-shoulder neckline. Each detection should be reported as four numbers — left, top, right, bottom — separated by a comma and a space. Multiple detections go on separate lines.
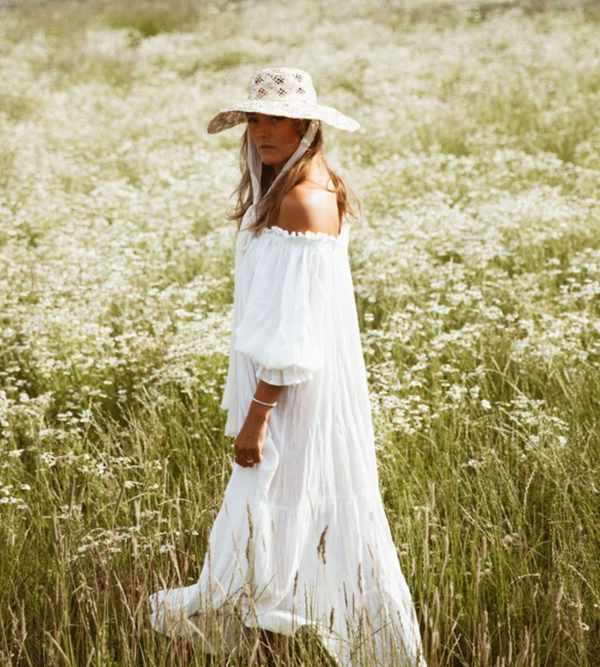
262, 220, 352, 243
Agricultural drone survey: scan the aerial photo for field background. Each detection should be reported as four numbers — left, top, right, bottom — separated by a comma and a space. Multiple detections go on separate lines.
1, 0, 600, 665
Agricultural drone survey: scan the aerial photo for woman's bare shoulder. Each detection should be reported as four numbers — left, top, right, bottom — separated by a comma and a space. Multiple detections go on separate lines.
276, 181, 340, 237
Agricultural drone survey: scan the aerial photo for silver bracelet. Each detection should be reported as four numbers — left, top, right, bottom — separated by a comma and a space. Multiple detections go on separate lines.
252, 397, 277, 408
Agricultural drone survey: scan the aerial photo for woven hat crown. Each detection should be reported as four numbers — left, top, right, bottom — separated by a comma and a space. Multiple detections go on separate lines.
207, 66, 359, 134
249, 68, 317, 104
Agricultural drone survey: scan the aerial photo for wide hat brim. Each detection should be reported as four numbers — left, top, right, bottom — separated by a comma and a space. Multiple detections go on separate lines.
207, 99, 360, 134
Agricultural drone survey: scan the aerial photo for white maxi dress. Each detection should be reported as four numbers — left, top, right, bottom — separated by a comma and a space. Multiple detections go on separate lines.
150, 126, 426, 667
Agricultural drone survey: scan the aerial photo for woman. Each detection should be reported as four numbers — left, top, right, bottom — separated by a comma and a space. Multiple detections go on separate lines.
150, 67, 426, 667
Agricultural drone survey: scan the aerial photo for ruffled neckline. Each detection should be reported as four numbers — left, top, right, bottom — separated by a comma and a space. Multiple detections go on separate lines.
261, 221, 352, 244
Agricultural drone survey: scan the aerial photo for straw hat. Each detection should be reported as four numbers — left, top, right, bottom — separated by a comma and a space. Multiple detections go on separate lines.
207, 67, 360, 134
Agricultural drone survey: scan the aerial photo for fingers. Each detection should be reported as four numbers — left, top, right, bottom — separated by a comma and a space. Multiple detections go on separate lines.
233, 445, 262, 468
234, 452, 260, 468
233, 425, 265, 469
234, 454, 256, 468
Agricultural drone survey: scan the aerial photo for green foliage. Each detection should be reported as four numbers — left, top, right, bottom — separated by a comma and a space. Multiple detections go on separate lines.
102, 1, 204, 37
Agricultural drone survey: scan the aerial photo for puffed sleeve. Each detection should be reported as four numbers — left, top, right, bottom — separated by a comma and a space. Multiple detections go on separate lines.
233, 229, 336, 386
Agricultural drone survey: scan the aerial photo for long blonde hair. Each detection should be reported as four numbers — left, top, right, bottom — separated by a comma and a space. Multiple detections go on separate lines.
230, 119, 360, 236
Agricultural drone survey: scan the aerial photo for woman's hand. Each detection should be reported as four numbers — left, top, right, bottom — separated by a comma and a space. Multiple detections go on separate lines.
234, 381, 284, 468
234, 403, 270, 468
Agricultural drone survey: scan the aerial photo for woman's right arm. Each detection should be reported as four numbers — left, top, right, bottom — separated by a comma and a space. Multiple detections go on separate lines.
234, 380, 284, 469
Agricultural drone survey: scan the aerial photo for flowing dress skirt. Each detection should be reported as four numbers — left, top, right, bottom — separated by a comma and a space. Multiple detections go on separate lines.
150, 224, 427, 667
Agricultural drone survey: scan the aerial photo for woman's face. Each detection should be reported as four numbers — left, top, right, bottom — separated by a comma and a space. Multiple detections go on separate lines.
246, 113, 303, 173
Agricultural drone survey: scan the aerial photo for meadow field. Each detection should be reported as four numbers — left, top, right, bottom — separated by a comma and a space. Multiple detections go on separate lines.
1, 0, 600, 665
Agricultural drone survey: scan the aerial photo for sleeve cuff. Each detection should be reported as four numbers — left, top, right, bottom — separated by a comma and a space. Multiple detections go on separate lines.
255, 363, 315, 386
